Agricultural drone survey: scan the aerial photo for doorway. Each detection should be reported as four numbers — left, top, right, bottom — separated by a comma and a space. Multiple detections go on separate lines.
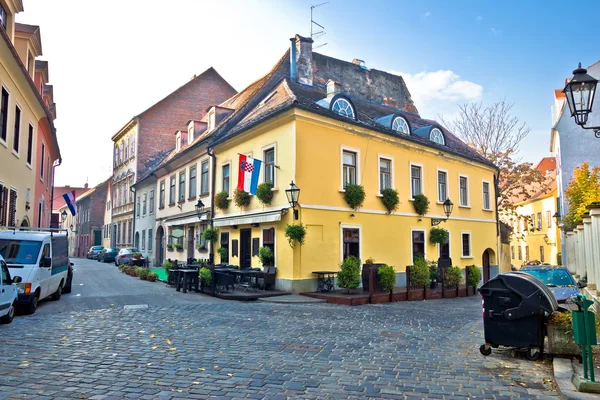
156, 226, 165, 266
482, 249, 490, 283
187, 227, 195, 261
240, 229, 251, 269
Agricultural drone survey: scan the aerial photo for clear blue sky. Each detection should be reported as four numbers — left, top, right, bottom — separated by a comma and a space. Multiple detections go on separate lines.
17, 0, 600, 186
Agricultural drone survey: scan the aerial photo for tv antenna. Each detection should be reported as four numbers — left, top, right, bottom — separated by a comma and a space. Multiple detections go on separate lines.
311, 2, 328, 49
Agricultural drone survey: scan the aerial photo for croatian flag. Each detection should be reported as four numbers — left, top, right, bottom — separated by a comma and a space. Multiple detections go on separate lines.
63, 190, 77, 216
237, 154, 262, 195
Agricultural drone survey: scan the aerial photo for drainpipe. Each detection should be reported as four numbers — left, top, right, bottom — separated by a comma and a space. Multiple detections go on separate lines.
207, 146, 216, 264
130, 185, 136, 248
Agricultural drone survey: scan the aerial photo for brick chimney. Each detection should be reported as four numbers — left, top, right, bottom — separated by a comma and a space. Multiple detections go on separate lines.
291, 34, 313, 86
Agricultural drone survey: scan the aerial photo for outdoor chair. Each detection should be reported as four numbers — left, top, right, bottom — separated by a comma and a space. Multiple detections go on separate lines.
257, 266, 276, 290
215, 272, 235, 292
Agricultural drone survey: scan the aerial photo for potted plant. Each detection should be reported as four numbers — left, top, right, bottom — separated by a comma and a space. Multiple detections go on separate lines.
147, 272, 158, 282
429, 227, 449, 245
137, 268, 149, 280
234, 189, 251, 208
258, 246, 274, 266
163, 260, 174, 273
196, 242, 207, 252
202, 227, 219, 245
127, 266, 137, 277
337, 256, 361, 294
166, 244, 174, 251
546, 311, 581, 356
343, 184, 365, 211
214, 191, 229, 211
373, 264, 395, 303
466, 265, 481, 295
174, 243, 183, 251
217, 247, 228, 262
285, 223, 306, 248
256, 182, 274, 206
428, 260, 440, 289
443, 266, 463, 298
408, 257, 430, 300
380, 188, 399, 214
133, 252, 142, 260
199, 267, 212, 292
412, 194, 430, 216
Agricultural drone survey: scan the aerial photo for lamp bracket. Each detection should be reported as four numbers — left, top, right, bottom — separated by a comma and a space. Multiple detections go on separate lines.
431, 218, 444, 226
579, 124, 600, 138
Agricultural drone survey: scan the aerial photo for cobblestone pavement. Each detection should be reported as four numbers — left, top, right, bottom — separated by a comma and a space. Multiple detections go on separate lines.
0, 259, 560, 399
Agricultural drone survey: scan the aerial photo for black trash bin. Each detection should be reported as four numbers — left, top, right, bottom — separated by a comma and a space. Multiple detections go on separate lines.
478, 271, 558, 360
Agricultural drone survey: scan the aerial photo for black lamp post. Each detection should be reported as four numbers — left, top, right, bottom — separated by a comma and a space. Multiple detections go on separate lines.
553, 212, 561, 226
195, 198, 205, 219
431, 198, 454, 226
285, 181, 300, 220
563, 63, 600, 137
61, 210, 67, 223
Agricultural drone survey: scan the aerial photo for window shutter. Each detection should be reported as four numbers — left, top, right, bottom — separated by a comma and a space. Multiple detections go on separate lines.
8, 189, 16, 226
252, 238, 260, 256
0, 185, 6, 226
232, 239, 238, 257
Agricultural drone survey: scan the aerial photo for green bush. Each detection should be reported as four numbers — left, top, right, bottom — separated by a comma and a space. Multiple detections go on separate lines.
217, 247, 228, 261
445, 266, 463, 288
234, 189, 251, 208
215, 191, 229, 211
173, 243, 183, 251
428, 260, 440, 281
466, 265, 481, 287
202, 227, 219, 244
199, 267, 212, 285
381, 188, 399, 214
412, 194, 430, 216
163, 260, 174, 273
258, 246, 274, 266
285, 223, 306, 248
429, 227, 449, 244
256, 182, 274, 205
365, 257, 375, 265
343, 184, 366, 211
410, 257, 430, 288
118, 264, 126, 272
137, 268, 149, 279
337, 256, 361, 292
147, 272, 158, 281
378, 265, 396, 292
166, 243, 174, 250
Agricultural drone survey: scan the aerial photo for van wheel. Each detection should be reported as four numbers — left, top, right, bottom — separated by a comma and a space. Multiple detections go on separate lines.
1, 302, 15, 324
25, 293, 39, 315
51, 282, 63, 301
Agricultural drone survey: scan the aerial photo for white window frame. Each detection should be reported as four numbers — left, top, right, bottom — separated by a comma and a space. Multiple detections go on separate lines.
438, 228, 451, 259
340, 146, 361, 191
429, 128, 445, 145
221, 161, 231, 198
12, 101, 21, 158
409, 162, 424, 200
261, 225, 277, 268
200, 158, 210, 196
176, 133, 181, 152
410, 228, 427, 262
461, 231, 473, 258
261, 142, 277, 188
391, 116, 410, 135
208, 109, 216, 131
0, 83, 10, 149
459, 174, 470, 208
188, 124, 194, 144
377, 154, 394, 195
339, 224, 362, 263
436, 168, 449, 204
482, 180, 492, 211
332, 97, 355, 119
25, 121, 34, 169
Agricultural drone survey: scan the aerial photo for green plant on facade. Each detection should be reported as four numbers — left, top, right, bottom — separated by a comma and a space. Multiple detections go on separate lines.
163, 260, 174, 273
196, 242, 206, 251
174, 243, 183, 251
217, 247, 228, 261
256, 182, 274, 206
365, 257, 375, 265
466, 265, 481, 287
378, 265, 396, 292
258, 246, 274, 266
199, 267, 212, 286
202, 227, 219, 244
343, 184, 366, 211
429, 227, 449, 244
410, 256, 431, 288
337, 256, 361, 293
215, 191, 230, 211
381, 188, 399, 214
444, 266, 463, 288
166, 243, 174, 250
234, 189, 251, 208
137, 268, 149, 280
428, 260, 440, 281
285, 223, 307, 248
412, 194, 430, 216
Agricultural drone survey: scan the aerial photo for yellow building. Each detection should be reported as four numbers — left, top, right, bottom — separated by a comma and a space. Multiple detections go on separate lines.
510, 157, 561, 266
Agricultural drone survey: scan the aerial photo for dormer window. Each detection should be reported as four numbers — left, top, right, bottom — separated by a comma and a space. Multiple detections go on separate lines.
188, 125, 194, 144
176, 134, 181, 152
208, 109, 216, 131
331, 97, 355, 120
430, 128, 445, 145
392, 116, 410, 135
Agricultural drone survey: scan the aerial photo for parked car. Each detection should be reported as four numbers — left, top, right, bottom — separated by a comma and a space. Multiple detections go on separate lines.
0, 254, 20, 324
87, 246, 104, 260
98, 247, 119, 263
520, 266, 585, 304
115, 248, 140, 266
0, 231, 72, 314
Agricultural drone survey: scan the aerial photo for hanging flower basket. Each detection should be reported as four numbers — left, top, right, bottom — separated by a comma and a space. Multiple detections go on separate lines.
256, 182, 274, 206
429, 227, 449, 244
215, 191, 229, 211
412, 194, 430, 216
380, 188, 399, 214
234, 189, 251, 208
202, 227, 219, 244
343, 184, 365, 211
285, 223, 307, 248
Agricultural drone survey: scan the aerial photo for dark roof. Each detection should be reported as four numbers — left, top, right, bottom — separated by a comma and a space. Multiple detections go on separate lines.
15, 23, 39, 34
35, 60, 48, 70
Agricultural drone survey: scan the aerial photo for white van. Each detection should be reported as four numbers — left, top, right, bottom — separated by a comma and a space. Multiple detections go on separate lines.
0, 230, 73, 314
0, 254, 19, 323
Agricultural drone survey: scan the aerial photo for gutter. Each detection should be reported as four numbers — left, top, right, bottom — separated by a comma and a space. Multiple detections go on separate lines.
207, 146, 216, 264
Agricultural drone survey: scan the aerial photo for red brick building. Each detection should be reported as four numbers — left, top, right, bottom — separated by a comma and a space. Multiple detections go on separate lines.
73, 178, 109, 257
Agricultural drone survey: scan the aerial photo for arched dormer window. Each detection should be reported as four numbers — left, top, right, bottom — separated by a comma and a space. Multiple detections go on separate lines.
331, 97, 356, 120
392, 116, 410, 135
430, 128, 445, 145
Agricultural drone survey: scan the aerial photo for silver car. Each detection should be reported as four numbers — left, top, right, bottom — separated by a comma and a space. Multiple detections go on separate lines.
115, 248, 140, 266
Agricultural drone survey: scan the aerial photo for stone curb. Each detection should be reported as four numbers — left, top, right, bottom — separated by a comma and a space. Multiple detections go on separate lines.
554, 357, 600, 399
258, 294, 326, 304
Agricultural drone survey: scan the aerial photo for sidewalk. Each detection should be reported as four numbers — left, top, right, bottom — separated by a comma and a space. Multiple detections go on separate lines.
554, 358, 600, 399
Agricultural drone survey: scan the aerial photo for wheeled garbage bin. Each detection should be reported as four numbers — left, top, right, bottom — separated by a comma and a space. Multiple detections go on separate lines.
478, 271, 558, 360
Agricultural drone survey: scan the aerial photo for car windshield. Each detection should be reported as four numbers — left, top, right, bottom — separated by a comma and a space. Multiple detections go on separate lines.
92, 246, 103, 250
0, 239, 43, 265
109, 248, 118, 252
128, 248, 139, 253
524, 269, 574, 287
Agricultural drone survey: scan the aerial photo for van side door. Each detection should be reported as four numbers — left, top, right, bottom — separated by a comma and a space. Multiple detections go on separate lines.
0, 261, 12, 315
38, 243, 52, 299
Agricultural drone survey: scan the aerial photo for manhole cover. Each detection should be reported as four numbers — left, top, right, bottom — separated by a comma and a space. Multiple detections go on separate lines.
513, 380, 546, 390
380, 332, 405, 338
282, 343, 323, 352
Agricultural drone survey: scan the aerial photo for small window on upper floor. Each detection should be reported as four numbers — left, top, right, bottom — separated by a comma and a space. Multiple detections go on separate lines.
430, 128, 445, 145
176, 135, 181, 152
331, 97, 355, 120
188, 125, 194, 144
208, 110, 216, 131
0, 5, 7, 30
392, 116, 410, 135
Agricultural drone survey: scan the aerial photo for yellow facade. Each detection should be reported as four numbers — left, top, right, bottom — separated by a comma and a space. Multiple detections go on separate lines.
213, 109, 498, 292
510, 187, 561, 266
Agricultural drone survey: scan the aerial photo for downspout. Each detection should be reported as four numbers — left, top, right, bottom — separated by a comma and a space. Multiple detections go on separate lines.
130, 185, 136, 248
207, 146, 216, 264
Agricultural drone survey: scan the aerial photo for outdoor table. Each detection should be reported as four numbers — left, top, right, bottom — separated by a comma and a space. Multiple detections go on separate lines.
175, 269, 199, 293
230, 270, 260, 291
312, 271, 338, 292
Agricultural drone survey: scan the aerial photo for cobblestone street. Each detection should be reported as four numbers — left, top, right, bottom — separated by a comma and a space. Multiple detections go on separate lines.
0, 259, 559, 399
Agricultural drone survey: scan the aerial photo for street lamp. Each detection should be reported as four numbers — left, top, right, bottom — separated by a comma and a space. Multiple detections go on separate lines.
553, 212, 561, 226
61, 210, 67, 223
195, 197, 206, 219
431, 198, 454, 226
563, 62, 600, 137
285, 181, 300, 220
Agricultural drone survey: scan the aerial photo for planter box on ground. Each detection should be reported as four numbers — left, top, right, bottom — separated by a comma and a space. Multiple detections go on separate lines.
370, 292, 391, 304
547, 324, 581, 356
408, 289, 425, 301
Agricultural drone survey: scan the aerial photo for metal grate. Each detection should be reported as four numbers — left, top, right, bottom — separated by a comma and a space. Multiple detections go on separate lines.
282, 343, 324, 352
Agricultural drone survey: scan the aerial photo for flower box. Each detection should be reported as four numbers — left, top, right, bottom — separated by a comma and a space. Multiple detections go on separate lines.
547, 324, 581, 356
370, 292, 391, 304
408, 288, 425, 301
425, 288, 442, 300
443, 289, 457, 298
391, 291, 407, 302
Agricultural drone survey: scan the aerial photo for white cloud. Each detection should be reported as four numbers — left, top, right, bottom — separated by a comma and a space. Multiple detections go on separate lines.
391, 70, 483, 120
476, 15, 483, 22
490, 27, 502, 36
424, 11, 431, 17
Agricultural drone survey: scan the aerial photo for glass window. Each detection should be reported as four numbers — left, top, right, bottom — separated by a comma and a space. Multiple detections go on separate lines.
459, 176, 469, 206
159, 181, 165, 208
148, 229, 153, 250
220, 232, 229, 263
530, 214, 535, 230
379, 158, 391, 192
332, 98, 355, 119
518, 246, 522, 260
392, 117, 409, 135
412, 230, 425, 262
136, 196, 140, 217
262, 228, 275, 266
411, 165, 422, 197
264, 148, 275, 185
0, 88, 8, 142
0, 239, 43, 264
169, 176, 175, 205
208, 111, 215, 130
482, 182, 490, 210
142, 193, 147, 215
343, 151, 356, 187
462, 233, 471, 257
430, 128, 445, 145
26, 124, 33, 165
437, 171, 447, 202
537, 212, 542, 229
141, 230, 146, 250
131, 136, 135, 158
540, 246, 545, 263
342, 228, 360, 260
524, 268, 574, 286
511, 246, 515, 259
0, 5, 7, 30
189, 166, 197, 198
222, 164, 230, 194
40, 143, 45, 179
179, 172, 186, 202
546, 210, 552, 228
149, 190, 154, 214
201, 160, 209, 195
526, 245, 530, 261
13, 105, 20, 153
